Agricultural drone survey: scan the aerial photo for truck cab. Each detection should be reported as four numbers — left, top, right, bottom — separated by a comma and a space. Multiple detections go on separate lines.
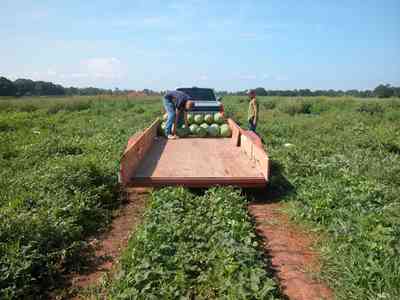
177, 87, 224, 114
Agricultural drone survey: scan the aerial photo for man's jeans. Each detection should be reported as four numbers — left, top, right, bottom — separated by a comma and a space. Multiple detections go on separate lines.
163, 97, 175, 136
248, 117, 257, 132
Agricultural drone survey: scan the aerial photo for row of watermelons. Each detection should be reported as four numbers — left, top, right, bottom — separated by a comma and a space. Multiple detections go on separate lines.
160, 112, 232, 138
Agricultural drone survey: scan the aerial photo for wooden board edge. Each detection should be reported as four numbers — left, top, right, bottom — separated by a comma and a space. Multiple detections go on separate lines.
121, 118, 161, 158
228, 118, 269, 182
129, 177, 267, 188
119, 119, 161, 186
227, 118, 241, 146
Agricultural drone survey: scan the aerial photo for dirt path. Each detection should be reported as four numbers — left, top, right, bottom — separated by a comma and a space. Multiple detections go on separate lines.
59, 186, 331, 300
66, 188, 148, 298
248, 201, 333, 300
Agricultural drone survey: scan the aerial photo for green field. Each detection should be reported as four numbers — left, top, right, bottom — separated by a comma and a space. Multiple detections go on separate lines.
1, 95, 399, 299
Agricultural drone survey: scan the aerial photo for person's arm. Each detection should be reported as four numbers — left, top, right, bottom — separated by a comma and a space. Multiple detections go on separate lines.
184, 111, 189, 127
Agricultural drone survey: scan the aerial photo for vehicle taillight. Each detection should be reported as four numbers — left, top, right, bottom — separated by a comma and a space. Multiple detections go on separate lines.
220, 104, 225, 116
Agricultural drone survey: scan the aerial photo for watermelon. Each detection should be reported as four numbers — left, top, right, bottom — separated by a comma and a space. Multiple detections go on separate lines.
204, 114, 213, 124
208, 124, 219, 137
196, 125, 207, 137
200, 123, 209, 130
194, 114, 204, 124
161, 122, 166, 130
214, 112, 224, 124
220, 124, 232, 137
177, 125, 189, 137
187, 113, 195, 124
189, 124, 199, 134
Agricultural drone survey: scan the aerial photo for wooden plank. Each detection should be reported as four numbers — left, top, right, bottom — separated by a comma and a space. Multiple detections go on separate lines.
252, 143, 269, 180
240, 134, 253, 160
227, 118, 241, 147
119, 119, 160, 186
240, 131, 269, 181
244, 130, 264, 149
129, 177, 266, 188
227, 118, 269, 182
121, 118, 269, 188
239, 131, 269, 182
134, 138, 263, 179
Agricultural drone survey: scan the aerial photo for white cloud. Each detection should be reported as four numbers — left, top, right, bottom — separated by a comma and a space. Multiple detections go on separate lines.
199, 75, 209, 80
262, 74, 290, 81
238, 74, 257, 80
3, 74, 16, 80
30, 10, 49, 19
61, 73, 89, 79
81, 57, 124, 79
275, 75, 289, 81
5, 57, 126, 87
46, 69, 57, 76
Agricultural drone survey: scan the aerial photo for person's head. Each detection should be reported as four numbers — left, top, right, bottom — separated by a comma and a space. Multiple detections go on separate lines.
248, 90, 256, 99
185, 100, 194, 111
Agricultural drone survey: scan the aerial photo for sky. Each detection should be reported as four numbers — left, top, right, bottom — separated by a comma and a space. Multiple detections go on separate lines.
1, 0, 399, 91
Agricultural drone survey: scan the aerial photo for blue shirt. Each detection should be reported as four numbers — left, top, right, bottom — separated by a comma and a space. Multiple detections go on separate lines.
164, 90, 192, 110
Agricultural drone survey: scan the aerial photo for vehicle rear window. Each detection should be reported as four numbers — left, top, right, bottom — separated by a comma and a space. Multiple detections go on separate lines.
177, 88, 216, 101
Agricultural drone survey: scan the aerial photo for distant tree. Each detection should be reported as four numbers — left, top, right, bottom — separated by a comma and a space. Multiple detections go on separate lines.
393, 87, 400, 97
36, 81, 65, 95
374, 84, 394, 98
0, 77, 17, 96
14, 78, 35, 96
253, 87, 268, 96
345, 89, 361, 97
298, 89, 313, 96
65, 86, 80, 96
216, 90, 229, 96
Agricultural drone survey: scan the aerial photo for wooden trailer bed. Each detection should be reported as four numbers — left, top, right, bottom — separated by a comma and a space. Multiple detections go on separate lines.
119, 118, 269, 188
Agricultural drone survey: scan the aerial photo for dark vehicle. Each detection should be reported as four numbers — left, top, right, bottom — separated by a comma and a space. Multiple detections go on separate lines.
177, 87, 224, 114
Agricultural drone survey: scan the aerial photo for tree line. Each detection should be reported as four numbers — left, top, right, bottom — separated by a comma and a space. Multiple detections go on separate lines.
0, 76, 159, 97
218, 85, 400, 98
1, 76, 399, 98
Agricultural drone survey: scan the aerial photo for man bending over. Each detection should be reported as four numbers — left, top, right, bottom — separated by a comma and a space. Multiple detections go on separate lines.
163, 90, 194, 139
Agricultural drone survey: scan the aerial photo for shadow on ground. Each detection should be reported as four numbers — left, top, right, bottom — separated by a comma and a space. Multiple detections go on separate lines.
243, 159, 296, 203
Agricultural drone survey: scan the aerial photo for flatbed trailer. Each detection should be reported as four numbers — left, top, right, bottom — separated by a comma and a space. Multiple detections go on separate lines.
119, 118, 269, 188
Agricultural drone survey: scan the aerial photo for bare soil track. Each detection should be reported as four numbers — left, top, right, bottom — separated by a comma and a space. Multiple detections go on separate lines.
248, 199, 333, 300
65, 188, 148, 299
59, 186, 332, 300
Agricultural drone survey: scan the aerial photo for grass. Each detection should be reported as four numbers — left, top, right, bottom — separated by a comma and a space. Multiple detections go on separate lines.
1, 95, 399, 299
0, 96, 162, 298
225, 95, 400, 299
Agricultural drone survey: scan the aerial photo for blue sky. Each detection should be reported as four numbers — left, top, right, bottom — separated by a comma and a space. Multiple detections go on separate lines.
1, 0, 399, 91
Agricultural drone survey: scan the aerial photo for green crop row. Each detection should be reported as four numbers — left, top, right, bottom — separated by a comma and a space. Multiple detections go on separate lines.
0, 97, 162, 299
2, 95, 400, 299
226, 96, 400, 299
108, 187, 280, 300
